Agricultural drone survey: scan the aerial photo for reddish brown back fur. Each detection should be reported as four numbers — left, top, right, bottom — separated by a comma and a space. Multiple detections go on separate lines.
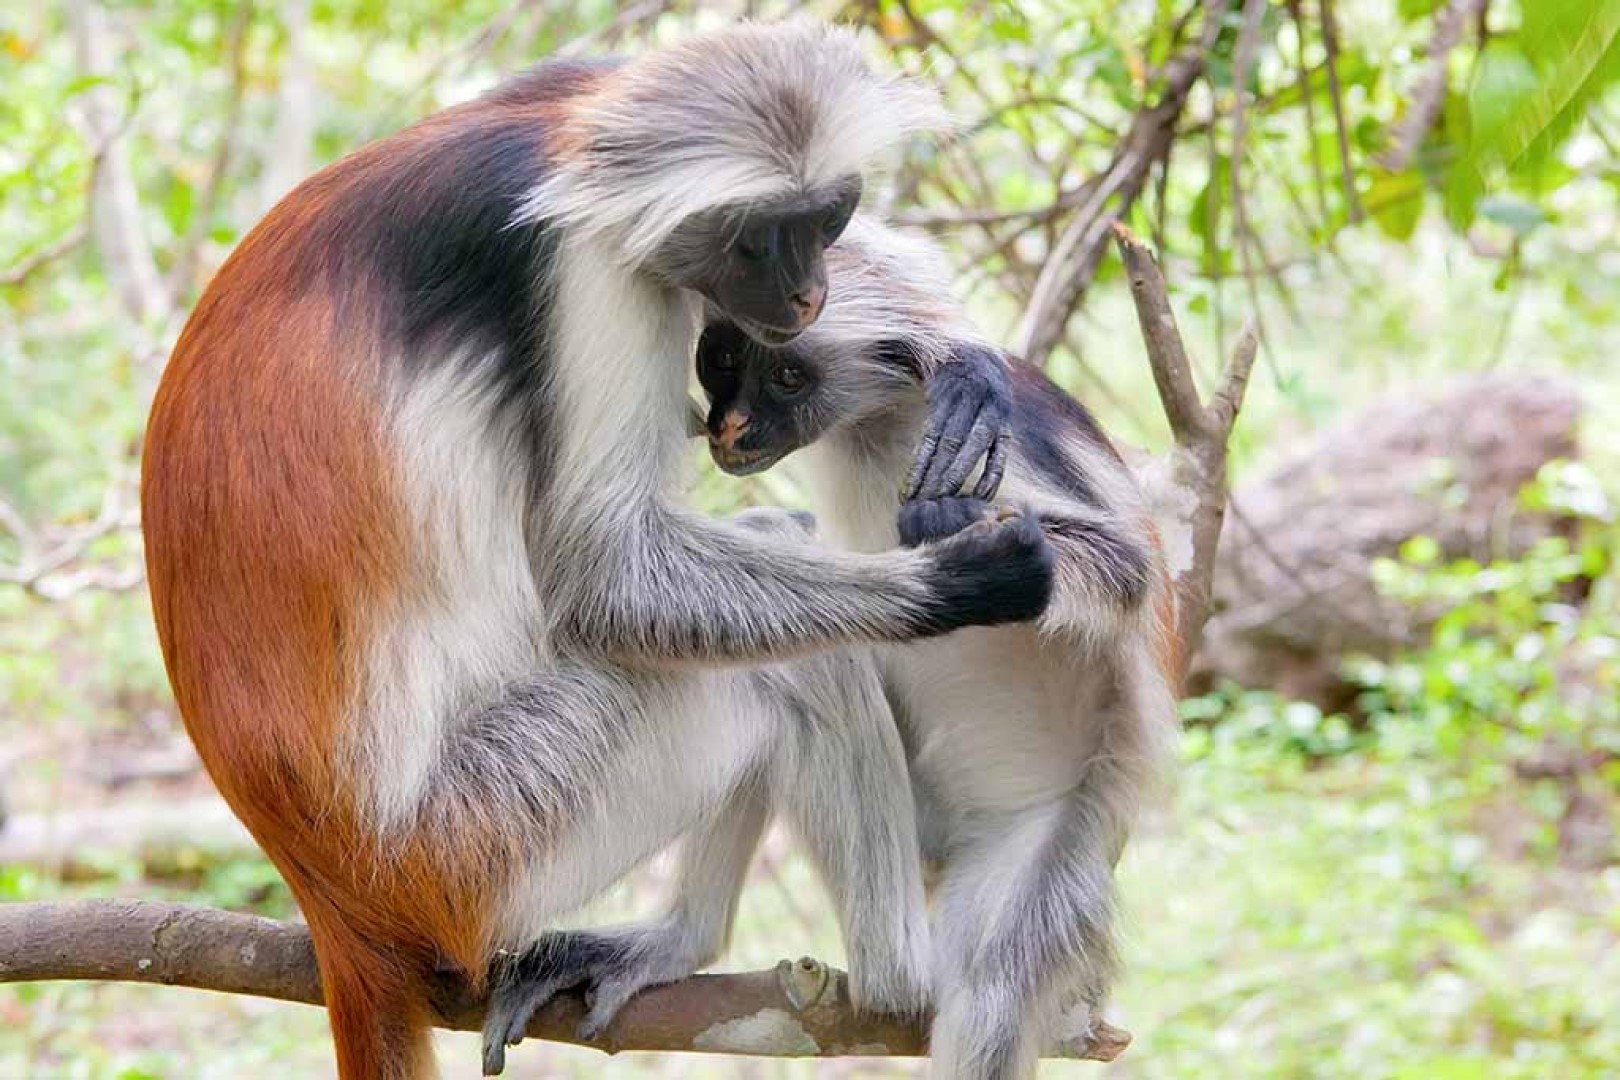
138, 79, 607, 1071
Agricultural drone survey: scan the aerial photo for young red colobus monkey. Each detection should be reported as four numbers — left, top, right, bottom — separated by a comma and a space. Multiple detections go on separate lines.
141, 25, 1054, 1080
696, 216, 1180, 1080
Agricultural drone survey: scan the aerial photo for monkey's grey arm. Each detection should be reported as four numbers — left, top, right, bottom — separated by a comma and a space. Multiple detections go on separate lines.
550, 505, 1051, 666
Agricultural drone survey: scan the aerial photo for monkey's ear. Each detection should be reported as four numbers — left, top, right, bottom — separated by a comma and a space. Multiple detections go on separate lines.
872, 339, 926, 379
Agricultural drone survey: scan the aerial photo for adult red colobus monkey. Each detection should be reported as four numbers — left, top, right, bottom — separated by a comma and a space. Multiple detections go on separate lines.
696, 216, 1179, 1079
142, 24, 1053, 1080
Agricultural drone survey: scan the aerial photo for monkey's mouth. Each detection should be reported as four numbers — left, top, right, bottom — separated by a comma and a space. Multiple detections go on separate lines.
708, 443, 783, 476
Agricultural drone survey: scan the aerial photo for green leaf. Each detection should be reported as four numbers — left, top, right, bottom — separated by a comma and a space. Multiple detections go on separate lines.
1466, 0, 1620, 179
1365, 170, 1425, 240
1468, 43, 1541, 150
1477, 195, 1547, 235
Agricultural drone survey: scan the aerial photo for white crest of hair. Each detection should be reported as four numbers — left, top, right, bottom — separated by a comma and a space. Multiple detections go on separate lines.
516, 21, 949, 266
354, 355, 547, 832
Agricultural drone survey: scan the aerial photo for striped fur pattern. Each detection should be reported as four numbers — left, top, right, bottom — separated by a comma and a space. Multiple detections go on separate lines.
696, 216, 1180, 1080
141, 26, 1046, 1079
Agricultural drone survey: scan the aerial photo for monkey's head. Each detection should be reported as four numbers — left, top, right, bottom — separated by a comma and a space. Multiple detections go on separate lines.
649, 180, 862, 344
520, 22, 947, 344
697, 213, 979, 474
696, 319, 916, 476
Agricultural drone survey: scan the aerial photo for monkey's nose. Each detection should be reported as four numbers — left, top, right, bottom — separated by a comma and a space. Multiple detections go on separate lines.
713, 410, 751, 452
788, 284, 826, 328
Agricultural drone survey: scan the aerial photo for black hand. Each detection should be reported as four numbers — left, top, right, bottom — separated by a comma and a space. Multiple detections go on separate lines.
904, 344, 1013, 502
898, 496, 995, 547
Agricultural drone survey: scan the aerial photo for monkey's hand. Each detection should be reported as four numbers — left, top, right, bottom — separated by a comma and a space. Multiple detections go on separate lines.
904, 344, 1012, 502
903, 499, 1055, 629
898, 495, 1003, 547
481, 924, 711, 1074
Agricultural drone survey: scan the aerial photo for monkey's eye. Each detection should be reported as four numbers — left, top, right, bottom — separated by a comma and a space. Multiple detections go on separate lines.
821, 205, 854, 245
771, 365, 808, 396
710, 349, 739, 372
733, 226, 773, 263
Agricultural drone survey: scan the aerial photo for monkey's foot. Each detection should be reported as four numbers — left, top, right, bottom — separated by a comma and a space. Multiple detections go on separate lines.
481, 926, 707, 1074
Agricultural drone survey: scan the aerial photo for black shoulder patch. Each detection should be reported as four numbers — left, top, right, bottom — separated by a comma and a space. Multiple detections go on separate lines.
1006, 357, 1123, 505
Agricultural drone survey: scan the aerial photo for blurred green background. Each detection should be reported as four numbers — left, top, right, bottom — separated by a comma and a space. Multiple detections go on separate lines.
2, 0, 1617, 1077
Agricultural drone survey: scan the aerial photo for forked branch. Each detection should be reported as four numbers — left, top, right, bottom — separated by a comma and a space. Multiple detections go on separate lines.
1112, 221, 1258, 675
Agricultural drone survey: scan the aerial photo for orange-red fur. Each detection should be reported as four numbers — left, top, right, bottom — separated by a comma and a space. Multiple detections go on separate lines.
140, 84, 600, 1075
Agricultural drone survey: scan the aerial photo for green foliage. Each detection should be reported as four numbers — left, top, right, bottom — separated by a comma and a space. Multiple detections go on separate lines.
1444, 0, 1620, 229
1351, 462, 1620, 781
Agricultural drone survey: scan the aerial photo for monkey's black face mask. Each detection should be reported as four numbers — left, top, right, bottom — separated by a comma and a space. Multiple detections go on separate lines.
653, 179, 861, 345
696, 322, 826, 476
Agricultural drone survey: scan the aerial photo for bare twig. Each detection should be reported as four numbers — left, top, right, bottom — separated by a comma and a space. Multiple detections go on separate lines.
893, 186, 1092, 230
1229, 0, 1281, 367
554, 0, 672, 59
0, 460, 142, 600
0, 224, 90, 288
1380, 0, 1487, 171
1318, 0, 1362, 222
1285, 0, 1332, 226
0, 900, 1130, 1063
376, 0, 553, 133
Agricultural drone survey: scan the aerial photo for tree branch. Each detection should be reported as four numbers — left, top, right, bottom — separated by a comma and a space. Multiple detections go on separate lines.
1112, 221, 1258, 678
1013, 0, 1229, 368
66, 0, 170, 325
1318, 0, 1363, 222
0, 900, 1129, 1063
1380, 0, 1486, 172
0, 223, 90, 288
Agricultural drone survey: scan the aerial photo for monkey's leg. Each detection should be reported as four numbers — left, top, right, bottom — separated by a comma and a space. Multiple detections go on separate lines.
484, 778, 771, 1054
767, 651, 932, 1017
928, 796, 1120, 1080
474, 666, 779, 1075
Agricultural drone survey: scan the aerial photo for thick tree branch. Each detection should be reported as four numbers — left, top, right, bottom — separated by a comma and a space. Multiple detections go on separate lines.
0, 900, 1128, 1062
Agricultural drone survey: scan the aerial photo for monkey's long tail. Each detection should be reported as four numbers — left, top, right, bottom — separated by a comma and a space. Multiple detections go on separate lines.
303, 901, 439, 1080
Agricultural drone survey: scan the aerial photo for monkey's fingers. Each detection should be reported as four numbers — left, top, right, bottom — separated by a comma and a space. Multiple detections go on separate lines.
481, 973, 577, 1075
902, 420, 948, 500
907, 389, 980, 500
928, 414, 1002, 500
576, 972, 657, 1041
972, 432, 1010, 501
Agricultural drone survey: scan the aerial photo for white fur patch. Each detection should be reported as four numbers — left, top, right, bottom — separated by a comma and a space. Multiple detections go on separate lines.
350, 357, 546, 831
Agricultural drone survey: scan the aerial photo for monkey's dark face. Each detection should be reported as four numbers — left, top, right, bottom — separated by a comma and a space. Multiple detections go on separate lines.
654, 179, 862, 345
696, 322, 831, 475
